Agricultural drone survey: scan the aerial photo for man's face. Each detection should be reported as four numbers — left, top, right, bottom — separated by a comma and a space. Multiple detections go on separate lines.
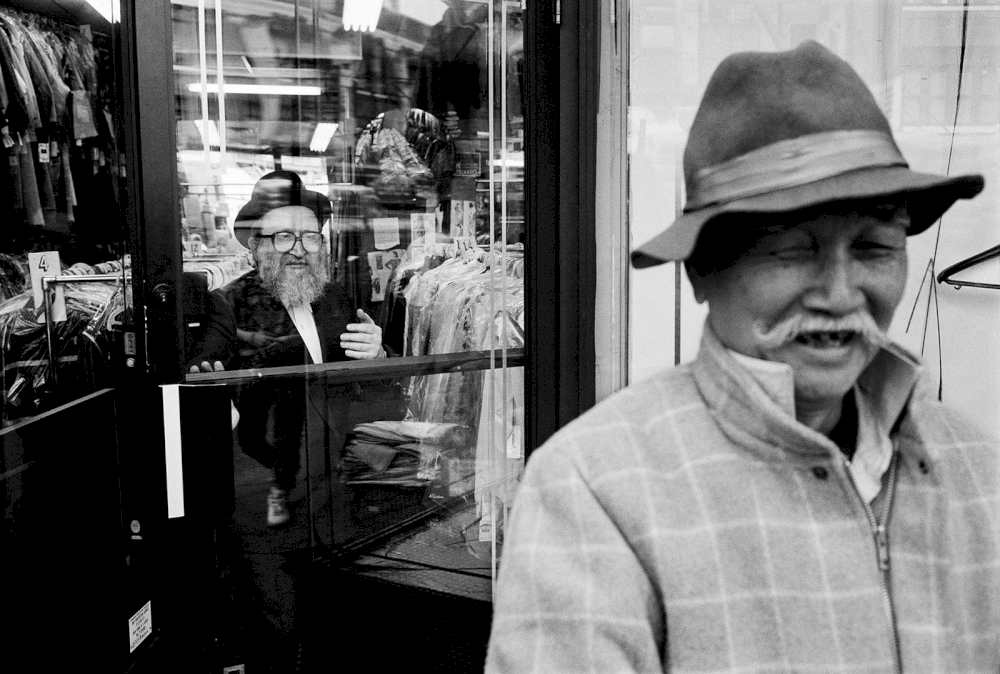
252, 205, 328, 306
690, 207, 909, 407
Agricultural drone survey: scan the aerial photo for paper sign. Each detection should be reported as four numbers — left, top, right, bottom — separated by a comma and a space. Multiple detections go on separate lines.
373, 217, 400, 250
449, 201, 464, 238
368, 249, 405, 301
410, 213, 435, 244
455, 151, 481, 177
507, 424, 523, 459
128, 601, 152, 653
462, 200, 476, 236
28, 252, 66, 323
38, 142, 49, 164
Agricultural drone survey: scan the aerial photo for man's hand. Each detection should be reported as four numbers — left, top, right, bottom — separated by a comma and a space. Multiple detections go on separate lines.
341, 309, 385, 360
189, 360, 225, 374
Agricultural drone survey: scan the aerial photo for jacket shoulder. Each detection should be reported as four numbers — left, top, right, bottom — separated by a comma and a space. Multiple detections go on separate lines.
532, 365, 710, 474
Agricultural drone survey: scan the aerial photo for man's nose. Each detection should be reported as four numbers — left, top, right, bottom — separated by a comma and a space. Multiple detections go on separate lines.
288, 237, 307, 256
803, 250, 865, 315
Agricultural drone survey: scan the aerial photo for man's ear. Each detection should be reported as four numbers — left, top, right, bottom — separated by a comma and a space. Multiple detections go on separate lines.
684, 261, 709, 304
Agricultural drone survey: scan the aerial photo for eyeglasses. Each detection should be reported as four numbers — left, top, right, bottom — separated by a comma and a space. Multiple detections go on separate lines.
258, 230, 324, 253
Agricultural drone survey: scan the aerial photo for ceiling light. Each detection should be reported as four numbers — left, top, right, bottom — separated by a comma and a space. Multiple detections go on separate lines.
343, 0, 383, 32
309, 123, 340, 153
85, 0, 118, 23
186, 83, 322, 96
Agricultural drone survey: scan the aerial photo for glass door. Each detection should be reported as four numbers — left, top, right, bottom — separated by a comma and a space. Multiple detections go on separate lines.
0, 0, 134, 666
167, 0, 526, 668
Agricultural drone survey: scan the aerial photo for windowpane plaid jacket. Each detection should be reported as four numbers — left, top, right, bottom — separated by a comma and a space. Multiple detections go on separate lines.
487, 331, 1000, 673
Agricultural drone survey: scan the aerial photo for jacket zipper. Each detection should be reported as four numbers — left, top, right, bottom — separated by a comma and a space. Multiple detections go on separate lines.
843, 450, 901, 674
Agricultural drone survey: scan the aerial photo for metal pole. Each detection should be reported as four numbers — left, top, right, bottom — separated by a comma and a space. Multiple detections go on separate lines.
42, 278, 58, 388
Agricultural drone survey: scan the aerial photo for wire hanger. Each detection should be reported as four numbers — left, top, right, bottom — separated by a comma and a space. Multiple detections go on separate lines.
936, 244, 1000, 290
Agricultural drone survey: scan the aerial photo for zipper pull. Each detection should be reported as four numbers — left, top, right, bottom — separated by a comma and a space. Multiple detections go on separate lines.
875, 524, 890, 571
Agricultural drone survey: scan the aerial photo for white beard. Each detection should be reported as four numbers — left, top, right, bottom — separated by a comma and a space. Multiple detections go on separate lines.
257, 250, 330, 307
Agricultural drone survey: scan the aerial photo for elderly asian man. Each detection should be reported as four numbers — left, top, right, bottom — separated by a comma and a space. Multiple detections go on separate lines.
486, 42, 1000, 673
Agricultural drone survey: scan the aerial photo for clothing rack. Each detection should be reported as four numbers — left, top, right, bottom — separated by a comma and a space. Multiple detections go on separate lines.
0, 5, 109, 40
41, 271, 127, 386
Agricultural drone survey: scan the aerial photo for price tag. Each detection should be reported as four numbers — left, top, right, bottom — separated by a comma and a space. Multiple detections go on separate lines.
28, 251, 66, 323
372, 217, 400, 250
479, 507, 494, 542
455, 237, 477, 253
38, 142, 49, 164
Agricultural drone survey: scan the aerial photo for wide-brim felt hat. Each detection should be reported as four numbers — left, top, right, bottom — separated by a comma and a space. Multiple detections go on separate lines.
631, 40, 985, 269
234, 170, 332, 248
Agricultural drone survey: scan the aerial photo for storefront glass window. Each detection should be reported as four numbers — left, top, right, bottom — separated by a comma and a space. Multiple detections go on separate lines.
628, 0, 1000, 437
172, 0, 524, 658
0, 2, 127, 428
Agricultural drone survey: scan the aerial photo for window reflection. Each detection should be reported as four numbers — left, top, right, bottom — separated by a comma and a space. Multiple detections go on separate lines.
175, 3, 527, 646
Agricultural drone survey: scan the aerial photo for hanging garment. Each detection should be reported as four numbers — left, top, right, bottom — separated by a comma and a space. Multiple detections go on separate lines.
0, 18, 41, 133
0, 26, 30, 136
17, 140, 43, 226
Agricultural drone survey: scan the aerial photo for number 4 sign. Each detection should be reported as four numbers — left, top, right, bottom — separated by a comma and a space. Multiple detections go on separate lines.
28, 251, 67, 323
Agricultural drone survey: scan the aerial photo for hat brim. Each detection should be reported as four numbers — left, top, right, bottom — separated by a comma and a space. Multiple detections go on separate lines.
631, 166, 985, 269
233, 189, 331, 249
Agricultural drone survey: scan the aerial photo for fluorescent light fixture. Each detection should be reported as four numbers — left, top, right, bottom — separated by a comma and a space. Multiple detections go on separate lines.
186, 83, 322, 96
309, 123, 339, 153
85, 0, 119, 23
193, 119, 221, 147
343, 0, 383, 32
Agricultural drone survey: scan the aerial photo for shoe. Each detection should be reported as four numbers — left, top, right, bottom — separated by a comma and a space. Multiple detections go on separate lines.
267, 486, 290, 527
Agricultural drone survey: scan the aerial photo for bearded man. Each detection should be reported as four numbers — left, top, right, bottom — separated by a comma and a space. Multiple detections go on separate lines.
487, 42, 1000, 673
191, 171, 386, 529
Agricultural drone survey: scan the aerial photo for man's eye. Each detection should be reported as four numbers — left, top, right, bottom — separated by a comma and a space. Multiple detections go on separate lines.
767, 246, 813, 259
273, 232, 295, 243
854, 241, 900, 256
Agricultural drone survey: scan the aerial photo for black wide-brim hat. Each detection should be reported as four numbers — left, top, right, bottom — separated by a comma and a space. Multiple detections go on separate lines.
631, 41, 985, 269
234, 170, 332, 248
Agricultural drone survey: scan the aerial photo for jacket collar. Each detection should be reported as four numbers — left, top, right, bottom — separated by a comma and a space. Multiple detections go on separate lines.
690, 327, 921, 461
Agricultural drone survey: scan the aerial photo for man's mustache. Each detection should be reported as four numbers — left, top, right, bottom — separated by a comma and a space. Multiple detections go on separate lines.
752, 312, 890, 350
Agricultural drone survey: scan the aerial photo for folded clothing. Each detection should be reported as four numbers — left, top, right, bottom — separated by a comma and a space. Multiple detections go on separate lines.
342, 421, 472, 486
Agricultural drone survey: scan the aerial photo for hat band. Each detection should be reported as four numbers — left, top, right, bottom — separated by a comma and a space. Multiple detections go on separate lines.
686, 130, 907, 210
